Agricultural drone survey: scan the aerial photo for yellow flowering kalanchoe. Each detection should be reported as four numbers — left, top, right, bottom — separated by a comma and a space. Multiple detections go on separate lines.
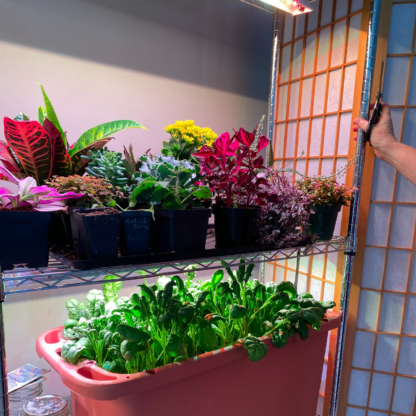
165, 120, 217, 149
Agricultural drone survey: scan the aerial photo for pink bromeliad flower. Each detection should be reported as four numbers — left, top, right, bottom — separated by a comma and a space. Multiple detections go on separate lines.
0, 167, 83, 212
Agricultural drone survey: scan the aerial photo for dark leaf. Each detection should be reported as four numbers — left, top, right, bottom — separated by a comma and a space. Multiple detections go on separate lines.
117, 324, 151, 342
241, 336, 268, 362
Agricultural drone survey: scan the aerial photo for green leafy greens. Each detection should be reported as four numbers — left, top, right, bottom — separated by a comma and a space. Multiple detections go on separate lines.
60, 263, 335, 373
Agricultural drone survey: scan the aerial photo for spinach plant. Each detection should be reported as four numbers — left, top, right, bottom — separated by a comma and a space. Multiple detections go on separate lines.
60, 263, 335, 373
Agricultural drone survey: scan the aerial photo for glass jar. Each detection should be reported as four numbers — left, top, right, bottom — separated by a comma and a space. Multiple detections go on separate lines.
9, 381, 43, 416
23, 395, 69, 416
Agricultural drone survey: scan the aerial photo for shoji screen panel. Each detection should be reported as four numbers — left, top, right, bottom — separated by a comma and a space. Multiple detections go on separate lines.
343, 2, 416, 416
265, 0, 366, 414
269, 0, 364, 294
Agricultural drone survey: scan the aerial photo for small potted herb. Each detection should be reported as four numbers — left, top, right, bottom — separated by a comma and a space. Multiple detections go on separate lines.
297, 176, 354, 240
0, 167, 82, 271
129, 154, 212, 252
46, 175, 121, 258
108, 200, 154, 257
193, 124, 269, 248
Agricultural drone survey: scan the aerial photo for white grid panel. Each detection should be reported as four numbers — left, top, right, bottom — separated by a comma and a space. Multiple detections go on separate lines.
267, 0, 364, 413
346, 2, 416, 415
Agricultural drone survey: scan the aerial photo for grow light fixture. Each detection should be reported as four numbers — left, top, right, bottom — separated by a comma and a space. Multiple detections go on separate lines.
258, 0, 313, 15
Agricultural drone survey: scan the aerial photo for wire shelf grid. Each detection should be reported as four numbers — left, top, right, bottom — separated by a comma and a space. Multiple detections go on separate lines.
1, 237, 351, 296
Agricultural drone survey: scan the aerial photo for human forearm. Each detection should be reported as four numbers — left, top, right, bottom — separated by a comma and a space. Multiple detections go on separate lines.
353, 103, 416, 186
378, 141, 416, 186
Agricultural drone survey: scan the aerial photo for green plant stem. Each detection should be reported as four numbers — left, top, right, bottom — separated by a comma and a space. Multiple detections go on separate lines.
248, 297, 273, 326
147, 341, 156, 369
265, 320, 287, 337
162, 328, 167, 366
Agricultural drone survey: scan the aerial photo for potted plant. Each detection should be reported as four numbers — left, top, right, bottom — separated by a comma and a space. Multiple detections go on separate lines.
129, 154, 212, 252
36, 264, 340, 416
83, 147, 130, 193
73, 207, 122, 260
1, 85, 146, 186
46, 175, 121, 257
297, 176, 354, 240
1, 85, 146, 248
109, 195, 154, 257
255, 169, 312, 247
162, 120, 217, 161
193, 126, 270, 248
0, 167, 82, 271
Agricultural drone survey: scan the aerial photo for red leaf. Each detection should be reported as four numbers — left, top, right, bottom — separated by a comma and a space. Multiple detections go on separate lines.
253, 156, 265, 169
4, 117, 52, 184
192, 145, 216, 158
43, 118, 72, 177
234, 128, 255, 147
212, 133, 239, 157
258, 136, 269, 152
0, 141, 20, 173
71, 138, 113, 175
255, 198, 267, 206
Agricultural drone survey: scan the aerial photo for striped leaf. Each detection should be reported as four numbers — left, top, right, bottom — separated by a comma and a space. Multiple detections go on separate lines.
4, 117, 52, 184
38, 106, 46, 125
69, 120, 146, 157
0, 141, 20, 173
39, 84, 67, 148
71, 138, 113, 175
43, 118, 72, 177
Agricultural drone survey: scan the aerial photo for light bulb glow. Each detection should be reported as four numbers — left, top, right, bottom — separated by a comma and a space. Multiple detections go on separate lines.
259, 0, 312, 15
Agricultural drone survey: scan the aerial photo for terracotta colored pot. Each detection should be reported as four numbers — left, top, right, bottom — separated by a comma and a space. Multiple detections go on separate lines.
36, 312, 341, 416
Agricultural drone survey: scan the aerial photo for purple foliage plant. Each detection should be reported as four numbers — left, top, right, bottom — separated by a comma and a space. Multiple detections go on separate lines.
255, 169, 312, 247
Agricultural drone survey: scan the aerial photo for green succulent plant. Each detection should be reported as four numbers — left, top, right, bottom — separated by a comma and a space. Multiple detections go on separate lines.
83, 147, 128, 189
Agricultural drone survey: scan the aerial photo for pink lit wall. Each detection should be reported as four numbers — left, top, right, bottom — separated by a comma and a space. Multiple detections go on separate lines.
0, 0, 272, 402
0, 0, 272, 156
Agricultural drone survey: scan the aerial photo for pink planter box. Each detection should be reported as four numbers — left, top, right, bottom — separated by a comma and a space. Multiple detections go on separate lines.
36, 312, 341, 416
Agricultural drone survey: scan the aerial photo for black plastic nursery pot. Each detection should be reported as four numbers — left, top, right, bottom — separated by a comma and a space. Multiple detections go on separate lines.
0, 211, 52, 271
70, 207, 86, 257
73, 208, 122, 260
120, 210, 153, 256
154, 208, 211, 252
308, 204, 342, 240
212, 205, 261, 248
49, 212, 70, 247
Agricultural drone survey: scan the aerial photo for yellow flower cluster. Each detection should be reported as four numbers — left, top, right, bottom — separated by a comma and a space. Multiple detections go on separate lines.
165, 120, 217, 149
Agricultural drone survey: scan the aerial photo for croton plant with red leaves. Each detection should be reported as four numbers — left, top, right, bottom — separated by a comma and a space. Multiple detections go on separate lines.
192, 127, 270, 208
0, 84, 145, 184
1, 117, 113, 185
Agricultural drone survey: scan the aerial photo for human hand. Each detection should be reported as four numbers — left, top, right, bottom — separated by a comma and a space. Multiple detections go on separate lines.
352, 103, 398, 161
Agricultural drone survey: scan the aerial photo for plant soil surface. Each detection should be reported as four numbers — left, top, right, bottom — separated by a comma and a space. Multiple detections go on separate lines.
77, 208, 120, 217
0, 206, 37, 212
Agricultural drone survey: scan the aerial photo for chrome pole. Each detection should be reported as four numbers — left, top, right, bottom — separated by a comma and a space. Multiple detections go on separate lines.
294, 250, 301, 290
0, 283, 8, 416
266, 11, 282, 166
329, 0, 382, 414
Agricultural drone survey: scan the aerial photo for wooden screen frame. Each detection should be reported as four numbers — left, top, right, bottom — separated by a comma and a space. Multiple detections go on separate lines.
268, 1, 382, 415
337, 1, 395, 416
